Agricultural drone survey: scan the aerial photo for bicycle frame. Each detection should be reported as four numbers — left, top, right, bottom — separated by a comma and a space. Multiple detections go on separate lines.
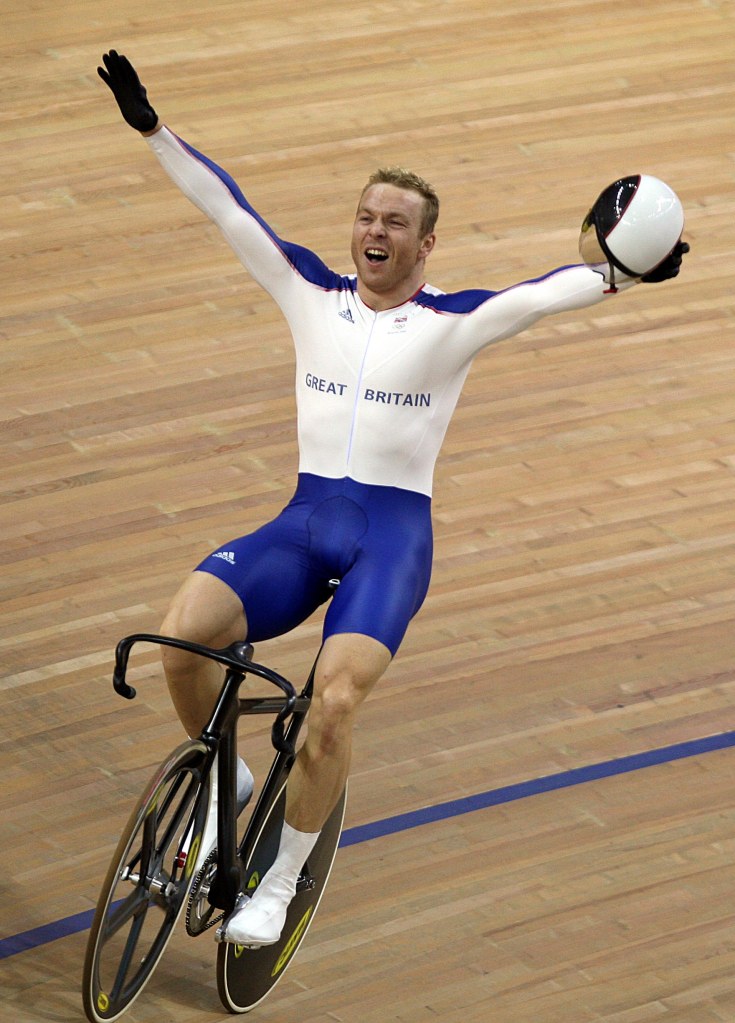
111, 633, 317, 915
84, 631, 344, 1021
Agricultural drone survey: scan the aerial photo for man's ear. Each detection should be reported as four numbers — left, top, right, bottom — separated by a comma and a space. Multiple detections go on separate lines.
419, 233, 436, 259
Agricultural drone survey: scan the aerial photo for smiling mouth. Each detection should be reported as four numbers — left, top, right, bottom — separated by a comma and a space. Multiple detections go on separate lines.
365, 248, 389, 263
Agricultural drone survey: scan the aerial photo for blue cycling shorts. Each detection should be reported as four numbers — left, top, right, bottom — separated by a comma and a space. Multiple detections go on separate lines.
195, 474, 433, 656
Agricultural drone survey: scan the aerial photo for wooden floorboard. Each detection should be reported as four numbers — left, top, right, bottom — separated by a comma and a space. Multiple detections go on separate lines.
2, 1, 735, 1019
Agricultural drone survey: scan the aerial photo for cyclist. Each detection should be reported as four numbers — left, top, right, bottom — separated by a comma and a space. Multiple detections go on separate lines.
98, 49, 688, 947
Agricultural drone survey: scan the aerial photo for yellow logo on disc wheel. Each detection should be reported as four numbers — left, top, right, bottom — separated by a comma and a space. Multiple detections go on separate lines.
271, 906, 313, 977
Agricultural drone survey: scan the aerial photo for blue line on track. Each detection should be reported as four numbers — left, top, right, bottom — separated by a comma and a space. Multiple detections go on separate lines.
339, 729, 735, 846
2, 729, 734, 961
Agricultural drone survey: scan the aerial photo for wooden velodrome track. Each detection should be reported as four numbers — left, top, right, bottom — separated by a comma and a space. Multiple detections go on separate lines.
3, 1, 735, 1020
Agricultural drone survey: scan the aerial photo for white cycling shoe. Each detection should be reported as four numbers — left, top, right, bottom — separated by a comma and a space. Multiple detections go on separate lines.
221, 872, 296, 947
218, 821, 320, 946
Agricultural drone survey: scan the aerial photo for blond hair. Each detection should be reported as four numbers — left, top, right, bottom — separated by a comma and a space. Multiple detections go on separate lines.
362, 167, 439, 237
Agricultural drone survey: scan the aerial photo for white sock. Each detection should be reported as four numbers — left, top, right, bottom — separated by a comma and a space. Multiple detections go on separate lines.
264, 821, 321, 893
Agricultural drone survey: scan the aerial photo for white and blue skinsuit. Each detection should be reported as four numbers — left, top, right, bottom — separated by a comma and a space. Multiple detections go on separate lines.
146, 127, 632, 655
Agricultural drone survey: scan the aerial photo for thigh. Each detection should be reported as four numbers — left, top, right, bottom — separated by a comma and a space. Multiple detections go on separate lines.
195, 516, 333, 643
322, 507, 433, 656
162, 570, 247, 647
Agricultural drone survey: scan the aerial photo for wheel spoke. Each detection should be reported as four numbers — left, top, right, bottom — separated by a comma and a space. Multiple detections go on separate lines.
102, 889, 149, 942
109, 896, 149, 1003
157, 774, 200, 868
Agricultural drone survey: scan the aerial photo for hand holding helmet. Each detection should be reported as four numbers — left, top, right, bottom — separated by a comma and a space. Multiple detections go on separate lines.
640, 240, 690, 282
579, 174, 688, 284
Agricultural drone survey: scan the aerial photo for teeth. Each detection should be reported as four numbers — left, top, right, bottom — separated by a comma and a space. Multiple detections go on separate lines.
366, 248, 388, 261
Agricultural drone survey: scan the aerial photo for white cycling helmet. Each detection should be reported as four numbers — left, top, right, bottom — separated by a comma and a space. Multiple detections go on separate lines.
579, 174, 684, 277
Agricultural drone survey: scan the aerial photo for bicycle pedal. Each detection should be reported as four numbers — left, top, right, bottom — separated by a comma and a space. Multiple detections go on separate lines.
214, 891, 251, 944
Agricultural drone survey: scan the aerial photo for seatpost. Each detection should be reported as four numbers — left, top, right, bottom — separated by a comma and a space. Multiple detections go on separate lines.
201, 665, 243, 743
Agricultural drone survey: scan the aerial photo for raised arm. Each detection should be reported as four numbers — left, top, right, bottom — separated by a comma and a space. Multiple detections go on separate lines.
97, 50, 342, 303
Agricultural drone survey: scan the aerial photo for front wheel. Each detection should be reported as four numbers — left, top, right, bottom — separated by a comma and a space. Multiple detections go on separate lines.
82, 741, 211, 1023
216, 781, 347, 1013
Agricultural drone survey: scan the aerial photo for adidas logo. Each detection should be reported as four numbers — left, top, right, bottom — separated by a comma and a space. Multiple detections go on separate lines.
338, 308, 354, 323
213, 551, 236, 565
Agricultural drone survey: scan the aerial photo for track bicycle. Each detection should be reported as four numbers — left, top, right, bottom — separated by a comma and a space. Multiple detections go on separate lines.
82, 630, 346, 1020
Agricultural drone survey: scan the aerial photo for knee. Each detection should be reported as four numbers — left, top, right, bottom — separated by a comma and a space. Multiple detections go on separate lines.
309, 675, 360, 756
159, 627, 200, 687
160, 599, 201, 681
159, 573, 247, 680
160, 596, 204, 648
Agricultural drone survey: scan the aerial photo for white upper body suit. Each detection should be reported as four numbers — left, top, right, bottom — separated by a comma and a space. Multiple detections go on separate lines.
147, 127, 633, 497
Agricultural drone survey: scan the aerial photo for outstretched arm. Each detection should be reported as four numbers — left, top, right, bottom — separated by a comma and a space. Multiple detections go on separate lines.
448, 233, 688, 367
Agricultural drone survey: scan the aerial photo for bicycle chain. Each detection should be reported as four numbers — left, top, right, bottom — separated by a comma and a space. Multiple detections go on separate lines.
185, 849, 224, 936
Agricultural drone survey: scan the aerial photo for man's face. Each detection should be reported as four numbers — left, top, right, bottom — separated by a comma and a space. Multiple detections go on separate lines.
351, 183, 435, 305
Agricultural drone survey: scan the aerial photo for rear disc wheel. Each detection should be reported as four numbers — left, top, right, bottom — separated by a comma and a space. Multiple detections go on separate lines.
216, 781, 347, 1013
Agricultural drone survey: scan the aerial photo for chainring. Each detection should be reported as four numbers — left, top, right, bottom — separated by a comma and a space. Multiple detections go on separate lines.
185, 849, 224, 936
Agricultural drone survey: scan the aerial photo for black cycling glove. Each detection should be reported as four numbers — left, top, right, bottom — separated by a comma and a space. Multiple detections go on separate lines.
97, 50, 158, 132
641, 240, 690, 283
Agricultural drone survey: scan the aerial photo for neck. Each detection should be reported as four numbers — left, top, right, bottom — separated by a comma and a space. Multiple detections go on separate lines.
356, 279, 424, 312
